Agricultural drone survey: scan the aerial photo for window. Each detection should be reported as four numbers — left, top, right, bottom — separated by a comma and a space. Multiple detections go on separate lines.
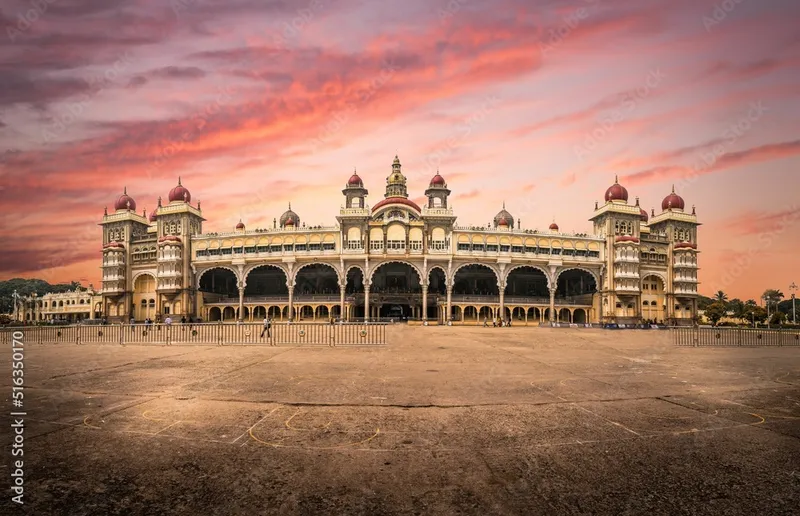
309, 243, 321, 251
472, 244, 484, 252
458, 243, 470, 251
500, 245, 510, 252
486, 244, 498, 252
511, 245, 523, 253
322, 243, 335, 251
221, 248, 232, 255
295, 244, 307, 251
283, 244, 293, 252
525, 246, 536, 253
245, 246, 257, 254
270, 245, 281, 253
387, 240, 405, 250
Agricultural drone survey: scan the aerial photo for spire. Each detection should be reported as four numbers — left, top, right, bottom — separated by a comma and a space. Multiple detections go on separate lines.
635, 196, 640, 206
104, 206, 108, 216
288, 202, 291, 210
692, 205, 696, 215
502, 201, 506, 209
157, 196, 162, 207
595, 201, 599, 210
197, 200, 201, 210
671, 184, 675, 193
178, 176, 182, 186
123, 186, 127, 195
614, 175, 618, 184
651, 208, 655, 217
143, 208, 146, 217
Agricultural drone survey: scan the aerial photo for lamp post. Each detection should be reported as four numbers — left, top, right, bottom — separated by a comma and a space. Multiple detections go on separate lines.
763, 294, 770, 328
790, 282, 798, 325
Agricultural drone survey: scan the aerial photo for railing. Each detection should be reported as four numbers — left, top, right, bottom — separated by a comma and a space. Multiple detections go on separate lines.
0, 322, 387, 346
672, 327, 800, 346
203, 294, 348, 303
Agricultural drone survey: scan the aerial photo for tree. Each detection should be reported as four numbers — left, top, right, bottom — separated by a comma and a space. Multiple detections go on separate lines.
697, 295, 714, 310
749, 306, 768, 326
728, 298, 746, 323
762, 289, 785, 310
714, 290, 729, 304
770, 311, 787, 326
704, 301, 727, 326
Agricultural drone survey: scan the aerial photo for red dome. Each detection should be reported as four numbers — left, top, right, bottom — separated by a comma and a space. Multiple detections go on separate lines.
604, 176, 628, 203
103, 241, 125, 250
430, 173, 446, 186
640, 208, 649, 222
662, 186, 685, 211
498, 216, 509, 227
235, 220, 245, 230
347, 172, 363, 187
284, 217, 294, 226
372, 197, 422, 212
615, 235, 640, 243
168, 178, 191, 203
158, 235, 181, 244
149, 209, 157, 222
549, 222, 559, 231
114, 188, 136, 211
674, 242, 697, 249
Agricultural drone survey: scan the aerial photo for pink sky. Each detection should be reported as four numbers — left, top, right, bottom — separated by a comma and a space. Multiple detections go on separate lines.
0, 0, 798, 301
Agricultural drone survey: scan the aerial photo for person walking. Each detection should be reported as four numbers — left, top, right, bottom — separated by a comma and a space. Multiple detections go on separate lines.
260, 316, 271, 340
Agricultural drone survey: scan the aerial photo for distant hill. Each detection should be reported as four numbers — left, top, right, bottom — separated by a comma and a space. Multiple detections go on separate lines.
0, 278, 84, 313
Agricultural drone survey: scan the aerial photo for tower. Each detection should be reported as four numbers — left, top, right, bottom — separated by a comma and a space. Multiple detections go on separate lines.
589, 176, 643, 324
648, 185, 701, 325
424, 170, 450, 208
338, 170, 370, 252
385, 155, 408, 198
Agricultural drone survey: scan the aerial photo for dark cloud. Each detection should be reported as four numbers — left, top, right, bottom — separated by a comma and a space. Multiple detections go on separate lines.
150, 66, 207, 79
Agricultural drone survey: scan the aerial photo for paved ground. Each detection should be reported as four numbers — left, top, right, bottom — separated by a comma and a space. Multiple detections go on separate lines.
2, 327, 799, 515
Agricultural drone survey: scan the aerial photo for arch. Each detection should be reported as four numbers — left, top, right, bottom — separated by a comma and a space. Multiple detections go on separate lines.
451, 262, 500, 287
347, 227, 361, 242
132, 271, 158, 284
292, 262, 341, 286
244, 264, 289, 296
504, 266, 550, 297
368, 260, 423, 285
503, 264, 551, 288
555, 267, 600, 287
208, 307, 221, 321
573, 308, 587, 324
427, 265, 448, 286
196, 265, 240, 289
294, 263, 339, 295
431, 227, 446, 241
427, 266, 447, 295
641, 272, 667, 287
386, 223, 406, 241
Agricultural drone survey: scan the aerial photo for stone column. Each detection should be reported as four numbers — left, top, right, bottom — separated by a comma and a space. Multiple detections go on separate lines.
364, 284, 370, 322
498, 284, 505, 322
421, 285, 428, 321
549, 288, 556, 323
446, 286, 453, 322
238, 286, 245, 322
340, 284, 346, 322
287, 283, 294, 322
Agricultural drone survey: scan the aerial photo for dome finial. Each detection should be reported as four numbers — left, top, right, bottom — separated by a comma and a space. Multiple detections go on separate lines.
671, 184, 675, 193
123, 186, 127, 195
104, 206, 108, 216
158, 196, 162, 207
288, 201, 291, 210
635, 196, 640, 206
614, 175, 618, 184
502, 201, 506, 209
178, 176, 182, 186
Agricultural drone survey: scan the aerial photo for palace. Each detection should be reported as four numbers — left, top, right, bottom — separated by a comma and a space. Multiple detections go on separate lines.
17, 155, 701, 325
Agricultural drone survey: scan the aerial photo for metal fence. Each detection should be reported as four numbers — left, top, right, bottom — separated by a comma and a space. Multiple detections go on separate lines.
673, 327, 800, 347
0, 322, 387, 347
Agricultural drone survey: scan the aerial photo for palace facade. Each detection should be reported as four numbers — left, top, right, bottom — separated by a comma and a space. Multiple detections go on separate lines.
19, 155, 701, 325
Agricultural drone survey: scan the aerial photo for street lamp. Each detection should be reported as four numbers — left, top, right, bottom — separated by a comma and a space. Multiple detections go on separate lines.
790, 282, 798, 325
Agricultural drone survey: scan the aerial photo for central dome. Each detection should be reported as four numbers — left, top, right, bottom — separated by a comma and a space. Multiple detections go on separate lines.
662, 186, 685, 211
493, 203, 514, 229
280, 203, 299, 227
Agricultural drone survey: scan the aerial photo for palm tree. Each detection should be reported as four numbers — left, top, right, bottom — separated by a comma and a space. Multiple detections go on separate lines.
714, 291, 729, 306
762, 289, 784, 309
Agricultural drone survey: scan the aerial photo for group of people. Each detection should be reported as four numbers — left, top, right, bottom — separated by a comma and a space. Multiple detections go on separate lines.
483, 318, 512, 327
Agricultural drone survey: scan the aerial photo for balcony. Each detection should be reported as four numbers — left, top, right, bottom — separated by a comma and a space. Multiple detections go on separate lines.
422, 207, 454, 217
339, 208, 370, 217
614, 271, 640, 279
614, 255, 639, 263
615, 284, 641, 292
673, 262, 698, 269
